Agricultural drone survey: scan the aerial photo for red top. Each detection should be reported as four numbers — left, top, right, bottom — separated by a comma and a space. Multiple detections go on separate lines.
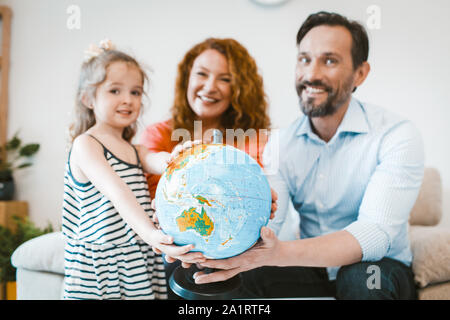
140, 119, 268, 198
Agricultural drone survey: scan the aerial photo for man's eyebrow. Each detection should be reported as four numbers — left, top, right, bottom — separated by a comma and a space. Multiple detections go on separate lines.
297, 51, 343, 58
323, 52, 343, 59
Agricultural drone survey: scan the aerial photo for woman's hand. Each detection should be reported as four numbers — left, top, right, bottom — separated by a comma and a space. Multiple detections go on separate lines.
270, 188, 278, 219
136, 140, 201, 176
168, 140, 202, 163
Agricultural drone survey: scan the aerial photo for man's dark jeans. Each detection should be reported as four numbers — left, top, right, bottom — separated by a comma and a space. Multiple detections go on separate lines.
237, 257, 417, 300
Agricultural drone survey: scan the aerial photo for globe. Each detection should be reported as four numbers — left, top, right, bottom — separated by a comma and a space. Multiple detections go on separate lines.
154, 143, 272, 259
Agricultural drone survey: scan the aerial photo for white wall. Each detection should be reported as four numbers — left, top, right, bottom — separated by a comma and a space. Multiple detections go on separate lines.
2, 0, 449, 229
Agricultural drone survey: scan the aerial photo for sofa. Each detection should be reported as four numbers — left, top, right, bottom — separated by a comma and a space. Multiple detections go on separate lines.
11, 167, 450, 299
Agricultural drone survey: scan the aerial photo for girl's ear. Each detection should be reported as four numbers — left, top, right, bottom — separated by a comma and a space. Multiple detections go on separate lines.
81, 93, 94, 109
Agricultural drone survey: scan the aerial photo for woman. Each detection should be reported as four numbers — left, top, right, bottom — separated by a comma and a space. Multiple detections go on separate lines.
140, 38, 273, 299
141, 37, 271, 198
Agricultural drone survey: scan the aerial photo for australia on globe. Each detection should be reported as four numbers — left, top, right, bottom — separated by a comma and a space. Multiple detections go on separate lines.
155, 143, 272, 259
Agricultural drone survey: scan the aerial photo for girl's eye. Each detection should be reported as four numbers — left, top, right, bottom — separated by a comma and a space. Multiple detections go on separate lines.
110, 89, 119, 94
196, 72, 207, 77
325, 58, 337, 65
221, 78, 231, 83
131, 90, 142, 96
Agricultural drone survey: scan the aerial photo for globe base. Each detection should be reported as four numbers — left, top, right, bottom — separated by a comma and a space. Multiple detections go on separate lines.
169, 264, 242, 300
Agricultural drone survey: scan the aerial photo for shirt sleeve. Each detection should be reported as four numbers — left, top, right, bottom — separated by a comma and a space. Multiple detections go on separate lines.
262, 133, 291, 236
344, 121, 425, 261
139, 121, 176, 198
140, 121, 174, 153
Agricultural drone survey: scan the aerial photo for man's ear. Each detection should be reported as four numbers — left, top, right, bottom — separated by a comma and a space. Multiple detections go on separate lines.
353, 61, 371, 89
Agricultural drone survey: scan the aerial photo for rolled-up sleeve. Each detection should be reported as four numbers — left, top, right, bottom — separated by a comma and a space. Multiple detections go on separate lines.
344, 121, 424, 261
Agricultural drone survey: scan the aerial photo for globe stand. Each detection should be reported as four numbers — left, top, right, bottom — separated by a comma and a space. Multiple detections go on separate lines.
169, 264, 242, 300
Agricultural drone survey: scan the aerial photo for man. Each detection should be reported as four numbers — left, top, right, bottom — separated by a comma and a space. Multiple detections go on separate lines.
193, 11, 424, 299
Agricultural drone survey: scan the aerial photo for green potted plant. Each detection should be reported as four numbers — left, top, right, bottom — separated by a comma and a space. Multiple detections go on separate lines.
0, 134, 40, 200
0, 215, 53, 299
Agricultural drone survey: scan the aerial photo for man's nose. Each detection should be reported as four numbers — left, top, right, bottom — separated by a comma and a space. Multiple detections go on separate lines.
303, 60, 324, 82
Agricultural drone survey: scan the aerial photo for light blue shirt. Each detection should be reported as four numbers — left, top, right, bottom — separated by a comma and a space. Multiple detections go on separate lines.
264, 97, 424, 279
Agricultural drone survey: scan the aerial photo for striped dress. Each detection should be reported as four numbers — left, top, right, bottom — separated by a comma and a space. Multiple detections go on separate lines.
62, 135, 167, 300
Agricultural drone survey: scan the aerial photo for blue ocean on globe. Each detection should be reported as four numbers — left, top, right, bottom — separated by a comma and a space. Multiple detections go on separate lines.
154, 143, 272, 259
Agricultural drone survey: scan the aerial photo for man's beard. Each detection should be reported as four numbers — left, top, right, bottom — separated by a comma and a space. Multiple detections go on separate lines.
296, 77, 354, 118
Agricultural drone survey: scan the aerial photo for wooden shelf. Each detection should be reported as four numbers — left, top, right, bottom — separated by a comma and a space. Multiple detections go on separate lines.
0, 200, 26, 301
0, 201, 28, 232
0, 6, 12, 158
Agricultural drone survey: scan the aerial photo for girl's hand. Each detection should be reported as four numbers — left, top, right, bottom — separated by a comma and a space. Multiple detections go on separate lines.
150, 199, 204, 265
147, 228, 206, 265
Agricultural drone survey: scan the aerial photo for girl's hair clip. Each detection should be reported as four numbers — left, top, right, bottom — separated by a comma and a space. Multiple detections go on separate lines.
83, 39, 116, 62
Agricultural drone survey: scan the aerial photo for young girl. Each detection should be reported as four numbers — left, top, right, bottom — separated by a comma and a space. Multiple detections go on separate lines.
63, 40, 204, 300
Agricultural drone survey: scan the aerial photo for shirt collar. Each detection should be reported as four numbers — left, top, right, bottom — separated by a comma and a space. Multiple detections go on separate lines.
296, 97, 369, 138
336, 98, 369, 134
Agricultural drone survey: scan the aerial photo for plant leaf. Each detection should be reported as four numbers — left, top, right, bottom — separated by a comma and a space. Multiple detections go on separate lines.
19, 144, 40, 157
16, 163, 32, 169
0, 216, 54, 282
6, 136, 21, 150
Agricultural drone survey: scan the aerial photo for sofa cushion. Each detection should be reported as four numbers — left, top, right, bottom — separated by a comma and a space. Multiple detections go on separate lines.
11, 231, 65, 274
418, 281, 450, 300
410, 225, 450, 287
409, 167, 442, 226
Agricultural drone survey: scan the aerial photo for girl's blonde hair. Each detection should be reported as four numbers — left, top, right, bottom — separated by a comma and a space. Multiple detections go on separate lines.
171, 38, 271, 134
70, 49, 148, 142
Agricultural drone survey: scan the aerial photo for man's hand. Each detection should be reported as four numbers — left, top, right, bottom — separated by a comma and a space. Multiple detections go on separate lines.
270, 188, 278, 219
192, 226, 281, 284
